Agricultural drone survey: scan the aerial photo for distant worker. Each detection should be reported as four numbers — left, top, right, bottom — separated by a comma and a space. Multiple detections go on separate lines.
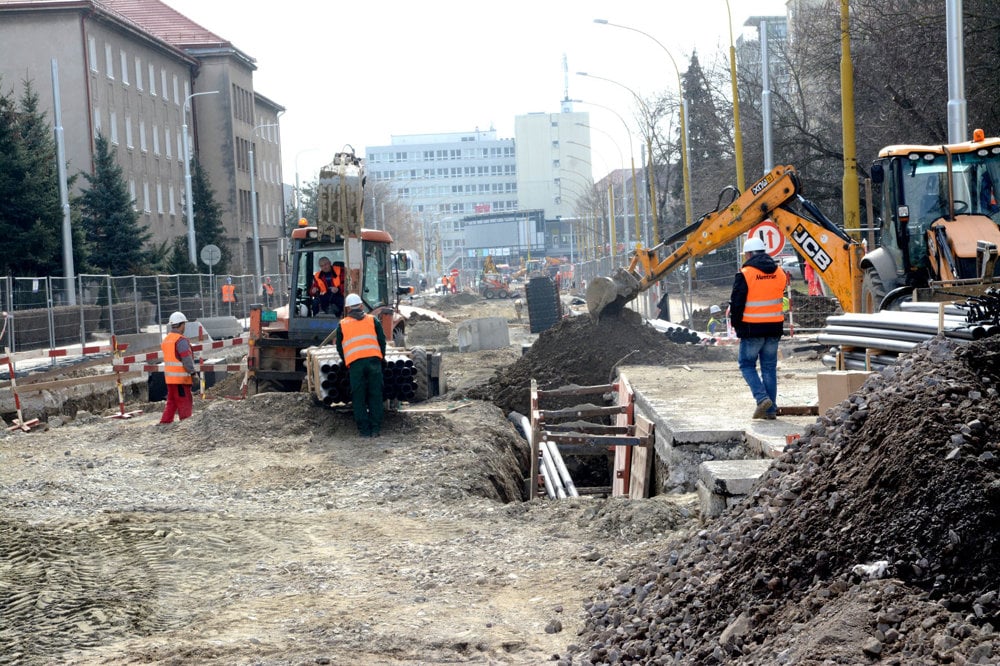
310, 256, 345, 316
336, 293, 387, 438
440, 276, 448, 294
804, 262, 824, 297
448, 274, 457, 294
656, 290, 671, 321
160, 311, 198, 424
513, 298, 523, 321
706, 305, 724, 335
261, 276, 275, 307
221, 277, 237, 314
729, 236, 789, 420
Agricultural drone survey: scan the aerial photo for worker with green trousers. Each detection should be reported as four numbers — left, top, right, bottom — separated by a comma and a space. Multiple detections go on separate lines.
336, 293, 387, 437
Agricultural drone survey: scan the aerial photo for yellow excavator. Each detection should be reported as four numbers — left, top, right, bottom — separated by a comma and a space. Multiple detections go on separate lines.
587, 130, 1000, 319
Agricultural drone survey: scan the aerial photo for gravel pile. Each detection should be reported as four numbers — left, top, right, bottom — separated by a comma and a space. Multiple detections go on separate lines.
562, 335, 1000, 664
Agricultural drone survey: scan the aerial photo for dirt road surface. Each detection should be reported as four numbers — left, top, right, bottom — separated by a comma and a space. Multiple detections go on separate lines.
4, 289, 998, 665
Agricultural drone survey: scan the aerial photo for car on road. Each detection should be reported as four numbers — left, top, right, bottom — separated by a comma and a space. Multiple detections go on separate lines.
778, 253, 804, 282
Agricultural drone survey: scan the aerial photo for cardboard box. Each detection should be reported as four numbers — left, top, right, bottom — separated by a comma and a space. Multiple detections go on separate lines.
817, 370, 872, 414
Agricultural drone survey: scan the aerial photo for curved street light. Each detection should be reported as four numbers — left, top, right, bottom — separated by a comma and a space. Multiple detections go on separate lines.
182, 89, 219, 264
593, 19, 692, 232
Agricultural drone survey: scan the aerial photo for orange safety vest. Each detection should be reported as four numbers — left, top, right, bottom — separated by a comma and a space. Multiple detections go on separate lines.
740, 266, 787, 323
162, 332, 192, 385
313, 266, 343, 294
263, 282, 274, 296
221, 283, 236, 303
340, 315, 383, 367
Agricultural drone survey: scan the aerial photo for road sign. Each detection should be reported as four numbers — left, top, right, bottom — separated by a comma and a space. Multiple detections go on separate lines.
200, 244, 221, 267
747, 221, 785, 257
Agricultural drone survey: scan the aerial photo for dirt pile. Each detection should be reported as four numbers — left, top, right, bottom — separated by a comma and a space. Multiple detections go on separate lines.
563, 335, 1000, 664
466, 310, 734, 415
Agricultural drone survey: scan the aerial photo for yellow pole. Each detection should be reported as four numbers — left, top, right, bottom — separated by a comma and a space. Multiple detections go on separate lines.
630, 156, 642, 247
724, 0, 746, 191
840, 0, 860, 240
647, 137, 659, 245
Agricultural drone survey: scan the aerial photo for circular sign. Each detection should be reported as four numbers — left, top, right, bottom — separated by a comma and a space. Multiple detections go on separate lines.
747, 221, 785, 257
200, 244, 221, 267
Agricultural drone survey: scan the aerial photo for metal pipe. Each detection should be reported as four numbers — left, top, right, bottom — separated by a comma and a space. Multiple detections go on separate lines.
826, 312, 973, 335
543, 440, 579, 498
540, 446, 566, 499
822, 325, 933, 344
816, 333, 918, 353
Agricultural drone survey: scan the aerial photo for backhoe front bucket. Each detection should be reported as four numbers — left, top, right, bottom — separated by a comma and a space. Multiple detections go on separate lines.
586, 269, 641, 319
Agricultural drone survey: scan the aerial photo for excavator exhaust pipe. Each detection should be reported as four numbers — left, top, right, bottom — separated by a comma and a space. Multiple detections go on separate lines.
586, 269, 641, 319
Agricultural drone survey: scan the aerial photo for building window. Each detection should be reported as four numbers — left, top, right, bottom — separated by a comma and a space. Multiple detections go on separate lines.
129, 179, 137, 210
139, 120, 147, 152
161, 69, 168, 102
109, 111, 118, 145
120, 51, 129, 85
125, 116, 133, 149
552, 159, 560, 168
88, 37, 97, 72
135, 57, 143, 91
104, 43, 114, 79
168, 185, 176, 215
142, 180, 151, 212
177, 134, 183, 163
551, 140, 559, 149
172, 75, 180, 105
92, 108, 101, 136
156, 182, 163, 213
164, 127, 172, 158
152, 124, 160, 155
148, 64, 156, 96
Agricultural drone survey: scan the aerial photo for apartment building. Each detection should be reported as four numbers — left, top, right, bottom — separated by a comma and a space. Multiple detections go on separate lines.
0, 0, 285, 275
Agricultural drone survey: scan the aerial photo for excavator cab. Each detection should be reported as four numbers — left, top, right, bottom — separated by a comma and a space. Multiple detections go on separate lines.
866, 133, 1000, 308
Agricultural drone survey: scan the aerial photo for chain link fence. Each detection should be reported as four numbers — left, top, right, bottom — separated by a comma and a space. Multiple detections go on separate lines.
0, 273, 290, 353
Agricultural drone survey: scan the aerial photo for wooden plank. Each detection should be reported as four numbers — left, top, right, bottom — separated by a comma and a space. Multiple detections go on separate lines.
544, 422, 631, 434
537, 404, 626, 420
547, 433, 647, 447
612, 374, 634, 497
535, 383, 615, 398
776, 402, 819, 416
576, 486, 613, 496
629, 415, 655, 499
529, 379, 540, 500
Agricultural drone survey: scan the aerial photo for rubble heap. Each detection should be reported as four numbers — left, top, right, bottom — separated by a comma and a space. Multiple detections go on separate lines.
467, 310, 733, 415
564, 335, 1000, 665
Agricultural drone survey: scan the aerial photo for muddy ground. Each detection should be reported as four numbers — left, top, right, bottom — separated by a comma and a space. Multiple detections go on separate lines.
2, 288, 998, 665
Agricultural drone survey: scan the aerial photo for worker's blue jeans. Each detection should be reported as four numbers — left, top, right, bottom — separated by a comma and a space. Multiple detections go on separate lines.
738, 336, 780, 411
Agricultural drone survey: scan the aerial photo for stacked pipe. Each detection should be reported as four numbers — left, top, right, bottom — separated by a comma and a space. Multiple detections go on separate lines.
818, 300, 1000, 369
312, 347, 420, 405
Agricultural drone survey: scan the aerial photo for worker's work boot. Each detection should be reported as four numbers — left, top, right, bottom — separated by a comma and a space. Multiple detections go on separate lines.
752, 398, 774, 419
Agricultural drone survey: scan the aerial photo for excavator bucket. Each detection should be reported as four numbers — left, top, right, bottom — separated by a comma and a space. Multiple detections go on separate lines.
586, 269, 641, 319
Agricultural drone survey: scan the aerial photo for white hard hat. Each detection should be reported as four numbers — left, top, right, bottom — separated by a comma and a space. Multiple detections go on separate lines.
710, 305, 722, 314
345, 293, 363, 308
168, 311, 187, 326
743, 237, 767, 253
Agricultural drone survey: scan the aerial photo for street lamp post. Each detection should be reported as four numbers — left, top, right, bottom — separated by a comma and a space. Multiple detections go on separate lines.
722, 1, 746, 192
182, 90, 219, 265
575, 75, 646, 250
593, 19, 692, 233
249, 122, 280, 296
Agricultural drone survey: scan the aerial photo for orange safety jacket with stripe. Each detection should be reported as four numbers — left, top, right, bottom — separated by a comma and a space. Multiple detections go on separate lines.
339, 315, 384, 367
313, 266, 343, 295
221, 283, 237, 303
162, 332, 193, 385
740, 265, 787, 323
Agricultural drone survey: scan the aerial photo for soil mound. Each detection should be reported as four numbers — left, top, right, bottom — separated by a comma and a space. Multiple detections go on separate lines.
467, 310, 734, 415
566, 335, 1000, 664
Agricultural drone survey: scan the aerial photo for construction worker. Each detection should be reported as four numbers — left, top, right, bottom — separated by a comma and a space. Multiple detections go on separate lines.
706, 305, 724, 335
221, 277, 237, 314
336, 293, 386, 437
261, 276, 275, 307
448, 274, 457, 294
160, 311, 198, 424
440, 276, 448, 294
310, 256, 345, 316
729, 236, 789, 420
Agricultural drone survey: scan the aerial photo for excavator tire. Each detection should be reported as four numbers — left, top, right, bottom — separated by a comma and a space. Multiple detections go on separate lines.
484, 289, 496, 299
861, 266, 886, 313
498, 289, 509, 299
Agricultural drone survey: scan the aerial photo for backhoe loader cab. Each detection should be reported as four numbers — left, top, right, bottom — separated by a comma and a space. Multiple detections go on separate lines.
866, 131, 1000, 309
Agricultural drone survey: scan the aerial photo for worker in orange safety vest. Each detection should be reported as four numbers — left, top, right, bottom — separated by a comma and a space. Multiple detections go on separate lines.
729, 236, 789, 421
336, 293, 387, 437
160, 311, 199, 423
310, 257, 345, 315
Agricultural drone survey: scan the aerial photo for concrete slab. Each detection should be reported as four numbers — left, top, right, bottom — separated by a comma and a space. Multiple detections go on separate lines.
699, 458, 774, 496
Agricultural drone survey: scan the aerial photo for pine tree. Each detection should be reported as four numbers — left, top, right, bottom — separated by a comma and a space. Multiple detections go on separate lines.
191, 159, 230, 274
165, 236, 197, 274
77, 134, 151, 274
0, 79, 63, 275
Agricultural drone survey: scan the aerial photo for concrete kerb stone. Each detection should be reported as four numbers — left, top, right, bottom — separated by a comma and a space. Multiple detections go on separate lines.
697, 458, 774, 519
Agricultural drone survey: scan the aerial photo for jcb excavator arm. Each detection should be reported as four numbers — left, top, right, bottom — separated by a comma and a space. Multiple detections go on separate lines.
586, 165, 865, 317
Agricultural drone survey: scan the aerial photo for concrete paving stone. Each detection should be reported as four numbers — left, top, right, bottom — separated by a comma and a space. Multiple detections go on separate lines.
699, 458, 775, 496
